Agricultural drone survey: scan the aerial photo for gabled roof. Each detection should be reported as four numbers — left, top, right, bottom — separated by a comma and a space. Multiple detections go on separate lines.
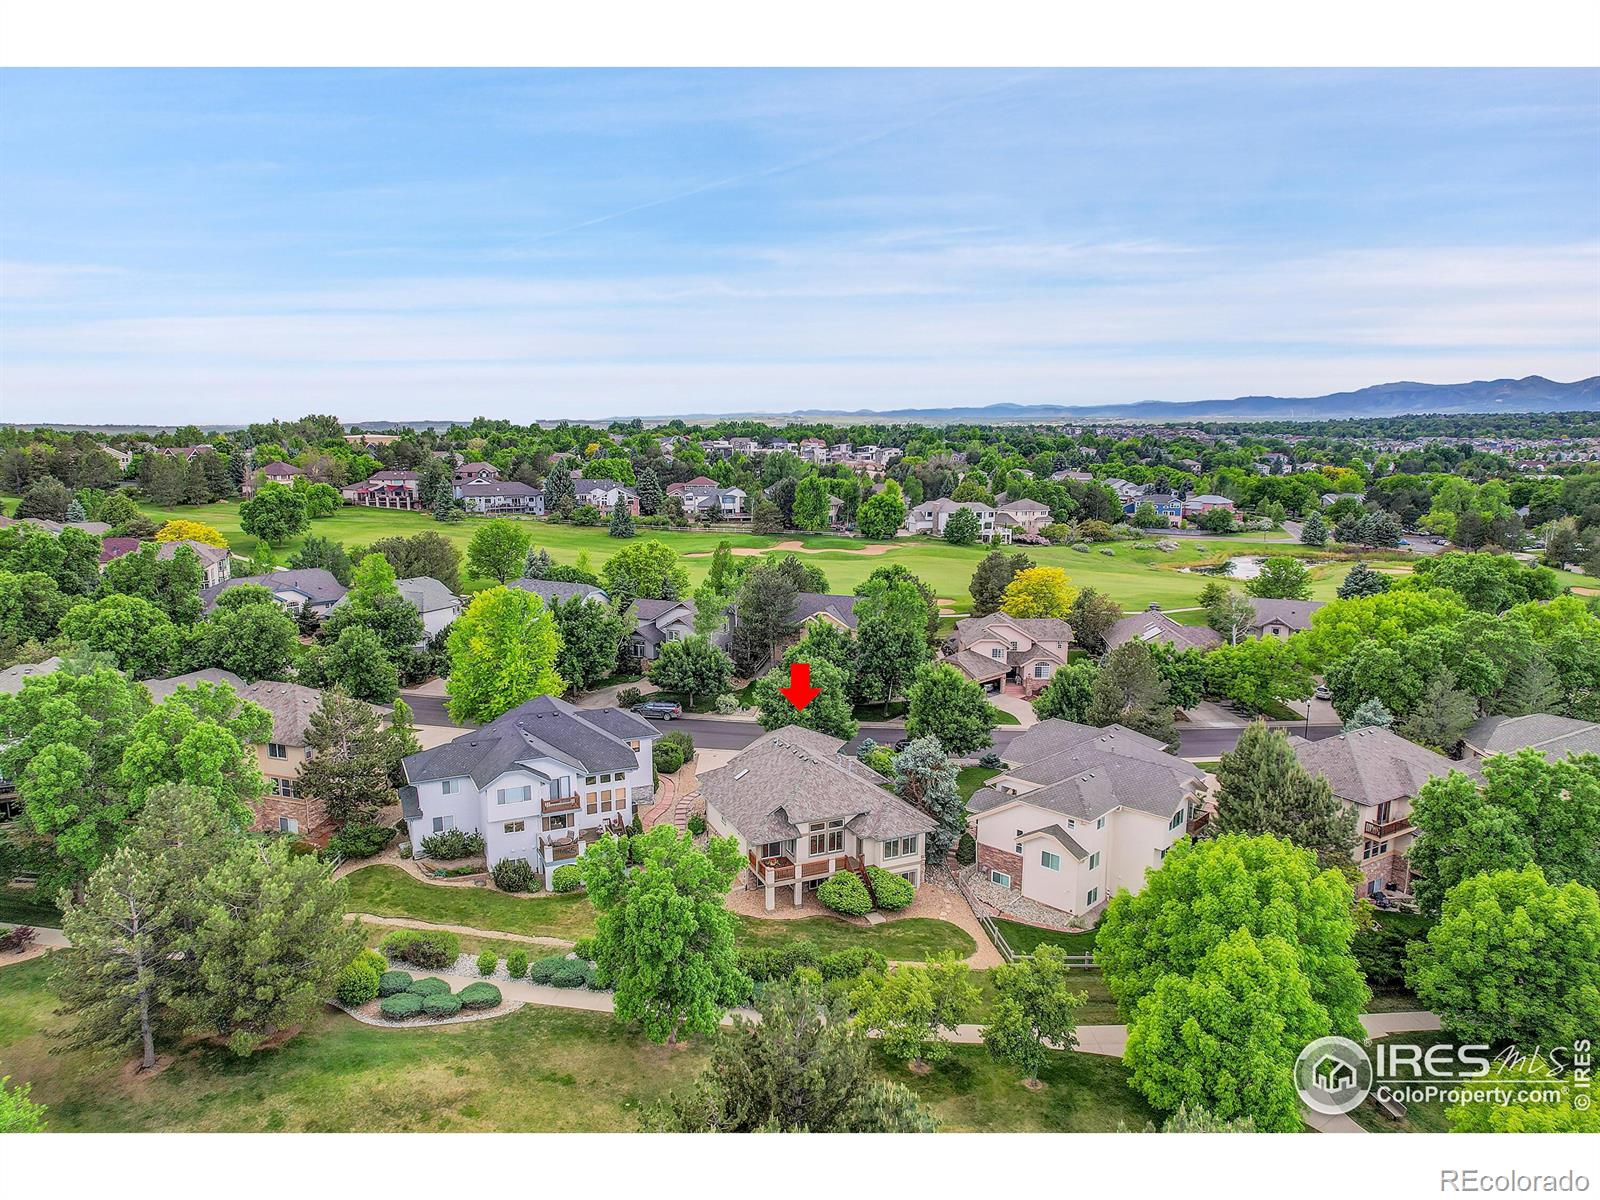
508, 578, 608, 605
699, 726, 935, 845
402, 695, 654, 789
1288, 727, 1469, 808
156, 538, 230, 567
793, 592, 859, 630
259, 461, 302, 475
1249, 598, 1323, 632
201, 568, 347, 612
954, 614, 1073, 647
571, 478, 637, 497
969, 719, 1203, 823
1104, 608, 1222, 652
942, 647, 1009, 682
458, 480, 539, 498
1461, 713, 1600, 761
1019, 824, 1089, 860
395, 576, 459, 615
0, 656, 63, 695
998, 498, 1050, 514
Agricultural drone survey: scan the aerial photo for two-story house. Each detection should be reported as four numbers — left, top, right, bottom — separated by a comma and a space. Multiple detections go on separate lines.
625, 597, 730, 662
968, 720, 1207, 920
571, 478, 640, 516
702, 725, 937, 911
1124, 493, 1183, 526
453, 461, 501, 486
1460, 713, 1600, 762
903, 497, 1005, 542
996, 498, 1052, 540
399, 695, 656, 887
457, 479, 544, 514
342, 469, 422, 510
1289, 726, 1470, 898
942, 613, 1073, 696
1103, 604, 1225, 653
1180, 494, 1235, 520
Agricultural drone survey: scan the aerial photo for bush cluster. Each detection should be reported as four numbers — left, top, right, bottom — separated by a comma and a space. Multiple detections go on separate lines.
528, 954, 572, 984
551, 962, 590, 989
324, 822, 395, 861
507, 948, 529, 978
618, 687, 643, 708
865, 865, 915, 911
336, 961, 381, 1006
377, 969, 414, 997
379, 992, 424, 1020
458, 982, 502, 1010
422, 993, 464, 1018
419, 828, 487, 860
686, 813, 706, 836
408, 977, 452, 998
550, 865, 583, 893
491, 856, 537, 893
355, 948, 387, 978
817, 870, 873, 917
737, 942, 886, 983
379, 928, 461, 969
714, 693, 739, 715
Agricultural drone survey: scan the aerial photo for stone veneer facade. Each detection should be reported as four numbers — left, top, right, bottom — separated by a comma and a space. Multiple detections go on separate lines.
977, 843, 1023, 888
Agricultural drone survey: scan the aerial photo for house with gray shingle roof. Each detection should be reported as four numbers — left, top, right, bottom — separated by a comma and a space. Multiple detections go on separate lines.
509, 578, 609, 607
400, 695, 656, 888
201, 567, 346, 616
1248, 598, 1324, 639
944, 612, 1072, 696
1104, 604, 1224, 653
701, 726, 936, 911
1461, 713, 1600, 763
968, 719, 1206, 919
1289, 726, 1472, 898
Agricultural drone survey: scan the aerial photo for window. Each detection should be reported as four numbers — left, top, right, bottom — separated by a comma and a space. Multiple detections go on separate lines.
1169, 809, 1184, 830
586, 796, 598, 815
1086, 888, 1099, 906
267, 743, 287, 759
544, 814, 571, 832
431, 815, 455, 834
990, 870, 1011, 888
1034, 664, 1048, 678
504, 820, 525, 834
585, 776, 598, 786
497, 785, 531, 806
1040, 850, 1060, 871
990, 647, 1004, 659
1096, 816, 1106, 830
270, 777, 299, 798
882, 835, 919, 860
809, 828, 845, 856
278, 816, 299, 834
1088, 852, 1100, 870
551, 776, 574, 799
441, 778, 460, 795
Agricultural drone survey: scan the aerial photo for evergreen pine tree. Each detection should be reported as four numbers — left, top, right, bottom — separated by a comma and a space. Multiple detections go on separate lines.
636, 466, 663, 516
890, 738, 965, 861
1495, 653, 1562, 717
64, 497, 87, 523
1211, 720, 1358, 871
1299, 510, 1328, 546
1343, 697, 1393, 731
609, 503, 636, 538
1337, 561, 1391, 599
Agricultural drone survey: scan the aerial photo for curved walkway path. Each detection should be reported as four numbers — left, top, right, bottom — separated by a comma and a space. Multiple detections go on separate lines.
346, 912, 576, 950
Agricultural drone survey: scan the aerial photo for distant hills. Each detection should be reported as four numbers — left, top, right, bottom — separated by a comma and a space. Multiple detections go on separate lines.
11, 375, 1599, 433
768, 376, 1600, 425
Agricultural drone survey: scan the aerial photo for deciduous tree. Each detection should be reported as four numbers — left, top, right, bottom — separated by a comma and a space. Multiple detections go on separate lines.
445, 586, 565, 724
905, 661, 995, 756
649, 635, 735, 708
466, 519, 533, 584
601, 539, 690, 608
982, 945, 1087, 1087
239, 483, 309, 546
1000, 566, 1076, 619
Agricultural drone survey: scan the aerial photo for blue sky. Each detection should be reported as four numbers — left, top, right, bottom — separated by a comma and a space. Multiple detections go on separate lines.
1, 68, 1596, 424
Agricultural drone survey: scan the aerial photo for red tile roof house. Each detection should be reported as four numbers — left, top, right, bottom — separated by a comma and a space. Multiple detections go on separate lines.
341, 470, 421, 509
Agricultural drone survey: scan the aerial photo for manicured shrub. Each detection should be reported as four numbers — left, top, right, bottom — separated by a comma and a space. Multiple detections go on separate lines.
589, 961, 614, 990
817, 870, 873, 917
377, 969, 414, 997
550, 865, 583, 893
458, 982, 502, 1010
551, 963, 588, 988
687, 813, 706, 836
336, 961, 380, 1006
618, 687, 643, 708
865, 865, 915, 911
422, 993, 464, 1018
771, 942, 822, 976
978, 751, 1003, 769
323, 822, 394, 861
528, 954, 569, 984
356, 948, 387, 978
714, 693, 739, 715
419, 828, 486, 860
572, 937, 596, 961
379, 992, 424, 1020
507, 948, 529, 979
956, 831, 977, 865
476, 949, 498, 976
0, 925, 36, 954
407, 976, 451, 998
380, 928, 460, 969
819, 946, 887, 981
653, 739, 686, 774
491, 856, 536, 893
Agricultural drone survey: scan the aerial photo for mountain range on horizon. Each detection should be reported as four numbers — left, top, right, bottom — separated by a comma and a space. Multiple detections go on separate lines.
12, 375, 1600, 434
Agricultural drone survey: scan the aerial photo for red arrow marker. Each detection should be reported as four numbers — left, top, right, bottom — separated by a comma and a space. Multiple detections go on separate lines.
778, 661, 821, 711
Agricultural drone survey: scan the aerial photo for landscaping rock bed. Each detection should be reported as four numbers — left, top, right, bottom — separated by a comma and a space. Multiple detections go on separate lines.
960, 864, 1083, 932
331, 995, 525, 1028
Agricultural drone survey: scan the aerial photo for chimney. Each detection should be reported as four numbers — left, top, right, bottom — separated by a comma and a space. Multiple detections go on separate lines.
1147, 602, 1162, 612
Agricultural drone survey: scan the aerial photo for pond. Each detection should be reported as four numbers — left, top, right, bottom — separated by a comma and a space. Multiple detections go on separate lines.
1180, 555, 1328, 579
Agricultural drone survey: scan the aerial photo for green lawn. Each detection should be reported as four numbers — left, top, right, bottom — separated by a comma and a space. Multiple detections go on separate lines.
343, 865, 976, 960
342, 865, 598, 941
957, 766, 1000, 802
992, 919, 1098, 958
0, 952, 1147, 1131
1348, 1032, 1454, 1133
127, 497, 1396, 610
0, 888, 61, 928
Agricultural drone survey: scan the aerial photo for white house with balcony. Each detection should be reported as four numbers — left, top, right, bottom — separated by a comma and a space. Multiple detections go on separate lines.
968, 720, 1207, 921
398, 695, 656, 888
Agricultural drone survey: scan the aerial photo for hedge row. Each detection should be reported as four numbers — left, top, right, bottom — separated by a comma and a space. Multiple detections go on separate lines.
378, 928, 460, 969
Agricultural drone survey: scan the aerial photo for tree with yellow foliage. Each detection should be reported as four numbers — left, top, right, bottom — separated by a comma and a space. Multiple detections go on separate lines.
1000, 566, 1076, 619
154, 519, 228, 547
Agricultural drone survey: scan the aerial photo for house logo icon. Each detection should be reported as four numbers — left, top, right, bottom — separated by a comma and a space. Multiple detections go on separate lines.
1294, 1036, 1373, 1115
